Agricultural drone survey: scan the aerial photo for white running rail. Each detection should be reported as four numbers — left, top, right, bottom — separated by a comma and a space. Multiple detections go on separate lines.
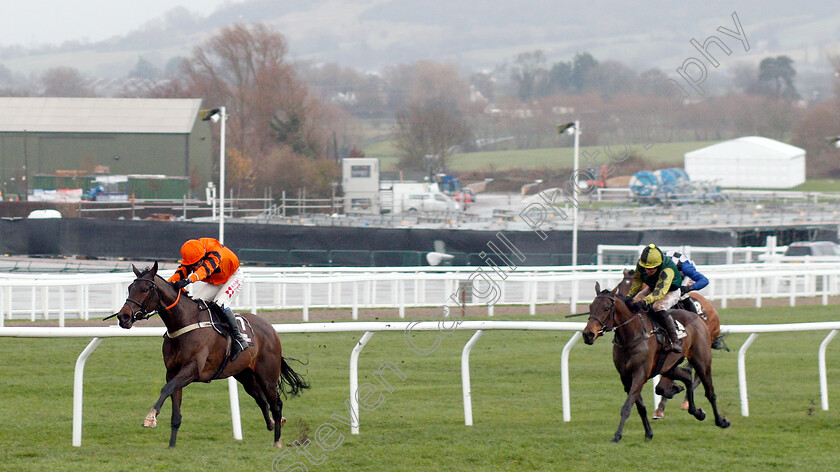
2, 320, 840, 446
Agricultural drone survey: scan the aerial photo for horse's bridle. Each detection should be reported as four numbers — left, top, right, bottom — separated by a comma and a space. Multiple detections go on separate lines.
124, 278, 161, 322
588, 292, 640, 336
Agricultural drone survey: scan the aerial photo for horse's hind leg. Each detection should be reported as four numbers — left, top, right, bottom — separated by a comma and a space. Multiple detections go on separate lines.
235, 371, 272, 430
664, 365, 704, 421
653, 377, 684, 420
690, 358, 730, 428
654, 398, 667, 420
258, 375, 285, 447
681, 369, 702, 411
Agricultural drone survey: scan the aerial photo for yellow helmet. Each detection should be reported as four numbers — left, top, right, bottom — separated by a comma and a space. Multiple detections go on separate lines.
638, 244, 662, 269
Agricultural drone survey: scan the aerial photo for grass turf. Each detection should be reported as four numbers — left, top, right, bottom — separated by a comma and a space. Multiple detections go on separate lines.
367, 140, 720, 173
1, 303, 840, 471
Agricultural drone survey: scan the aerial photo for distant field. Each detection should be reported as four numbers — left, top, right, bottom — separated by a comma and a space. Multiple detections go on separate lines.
2, 303, 840, 471
365, 140, 721, 172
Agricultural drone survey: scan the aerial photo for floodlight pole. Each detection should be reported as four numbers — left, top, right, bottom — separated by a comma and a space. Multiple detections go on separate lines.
572, 120, 580, 270
571, 120, 580, 313
218, 106, 227, 244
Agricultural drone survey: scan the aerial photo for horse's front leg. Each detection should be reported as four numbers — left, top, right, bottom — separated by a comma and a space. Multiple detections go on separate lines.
169, 388, 183, 448
143, 363, 199, 429
612, 372, 646, 443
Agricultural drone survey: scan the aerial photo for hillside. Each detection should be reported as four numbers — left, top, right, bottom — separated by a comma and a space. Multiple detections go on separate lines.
1, 0, 839, 77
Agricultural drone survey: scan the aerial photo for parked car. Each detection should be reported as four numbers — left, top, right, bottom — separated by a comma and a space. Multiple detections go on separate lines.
784, 241, 840, 257
761, 241, 840, 263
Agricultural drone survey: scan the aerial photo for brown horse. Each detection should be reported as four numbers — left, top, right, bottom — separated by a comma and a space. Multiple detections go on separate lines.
616, 268, 726, 418
112, 262, 309, 448
582, 282, 729, 442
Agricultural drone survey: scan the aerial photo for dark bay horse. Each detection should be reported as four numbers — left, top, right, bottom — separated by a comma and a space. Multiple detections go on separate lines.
616, 268, 726, 418
582, 283, 729, 443
112, 262, 309, 448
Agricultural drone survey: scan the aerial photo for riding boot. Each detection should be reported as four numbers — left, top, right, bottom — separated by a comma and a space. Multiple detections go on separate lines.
654, 310, 682, 354
221, 306, 249, 361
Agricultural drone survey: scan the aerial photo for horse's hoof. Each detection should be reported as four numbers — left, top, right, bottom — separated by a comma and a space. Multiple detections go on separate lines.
645, 432, 654, 441
143, 410, 158, 428
694, 409, 706, 421
267, 418, 275, 431
717, 418, 731, 429
652, 410, 664, 420
279, 417, 286, 427
610, 435, 622, 443
274, 440, 283, 448
681, 399, 690, 410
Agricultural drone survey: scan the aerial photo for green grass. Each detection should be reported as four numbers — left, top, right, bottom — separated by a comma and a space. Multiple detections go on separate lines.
2, 303, 840, 471
792, 180, 840, 192
366, 140, 721, 172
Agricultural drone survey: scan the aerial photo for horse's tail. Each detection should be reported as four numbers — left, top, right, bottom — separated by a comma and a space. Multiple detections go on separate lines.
279, 357, 310, 397
711, 334, 730, 351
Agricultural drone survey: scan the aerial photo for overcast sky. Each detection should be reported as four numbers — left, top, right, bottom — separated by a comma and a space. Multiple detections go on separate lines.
0, 0, 229, 46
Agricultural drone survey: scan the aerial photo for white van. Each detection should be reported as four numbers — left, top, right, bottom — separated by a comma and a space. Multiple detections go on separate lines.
395, 192, 456, 213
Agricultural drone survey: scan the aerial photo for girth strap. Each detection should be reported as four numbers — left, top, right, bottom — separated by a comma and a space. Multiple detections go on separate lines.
165, 321, 213, 339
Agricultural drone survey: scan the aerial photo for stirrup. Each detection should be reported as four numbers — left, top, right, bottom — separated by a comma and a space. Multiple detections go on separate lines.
665, 341, 682, 353
229, 338, 248, 361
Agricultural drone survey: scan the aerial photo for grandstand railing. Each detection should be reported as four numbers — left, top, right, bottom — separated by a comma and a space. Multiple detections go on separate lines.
2, 263, 840, 325
2, 320, 839, 446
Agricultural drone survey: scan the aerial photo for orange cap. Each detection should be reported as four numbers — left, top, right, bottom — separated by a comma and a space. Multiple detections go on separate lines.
180, 239, 205, 265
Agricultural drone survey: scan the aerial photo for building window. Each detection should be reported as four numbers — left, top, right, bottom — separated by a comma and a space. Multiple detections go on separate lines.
351, 198, 372, 209
351, 165, 371, 178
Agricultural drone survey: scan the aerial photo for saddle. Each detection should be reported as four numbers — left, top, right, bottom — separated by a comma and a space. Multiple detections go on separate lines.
676, 296, 707, 322
201, 301, 255, 347
196, 301, 255, 380
647, 310, 688, 347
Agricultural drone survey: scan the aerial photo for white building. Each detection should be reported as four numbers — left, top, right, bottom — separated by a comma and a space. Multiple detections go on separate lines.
342, 158, 380, 214
684, 136, 806, 189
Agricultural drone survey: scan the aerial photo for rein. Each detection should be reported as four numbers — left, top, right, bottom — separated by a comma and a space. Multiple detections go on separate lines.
165, 289, 182, 311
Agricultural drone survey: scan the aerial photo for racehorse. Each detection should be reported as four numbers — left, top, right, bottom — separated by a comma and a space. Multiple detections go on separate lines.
111, 262, 309, 448
616, 268, 726, 418
582, 282, 730, 442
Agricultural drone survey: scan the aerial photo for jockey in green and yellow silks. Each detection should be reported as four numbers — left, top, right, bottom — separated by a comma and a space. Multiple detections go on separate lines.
627, 244, 683, 353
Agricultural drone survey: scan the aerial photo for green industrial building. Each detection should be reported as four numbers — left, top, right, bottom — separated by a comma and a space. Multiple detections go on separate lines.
0, 97, 213, 200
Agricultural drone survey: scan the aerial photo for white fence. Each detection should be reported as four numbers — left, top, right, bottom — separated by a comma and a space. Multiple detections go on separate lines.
596, 242, 786, 266
2, 320, 840, 446
3, 263, 840, 325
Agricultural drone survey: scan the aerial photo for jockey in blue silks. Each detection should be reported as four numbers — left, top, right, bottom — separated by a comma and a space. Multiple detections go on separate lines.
664, 250, 709, 298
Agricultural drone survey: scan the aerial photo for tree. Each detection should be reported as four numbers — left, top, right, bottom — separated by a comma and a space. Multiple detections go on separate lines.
40, 67, 95, 97
570, 52, 598, 94
792, 100, 840, 178
510, 50, 548, 101
394, 98, 471, 173
547, 61, 572, 95
758, 55, 799, 100
129, 56, 161, 81
180, 23, 342, 196
183, 23, 302, 159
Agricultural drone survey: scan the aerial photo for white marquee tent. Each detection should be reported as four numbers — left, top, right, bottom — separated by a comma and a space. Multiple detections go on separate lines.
684, 136, 806, 189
